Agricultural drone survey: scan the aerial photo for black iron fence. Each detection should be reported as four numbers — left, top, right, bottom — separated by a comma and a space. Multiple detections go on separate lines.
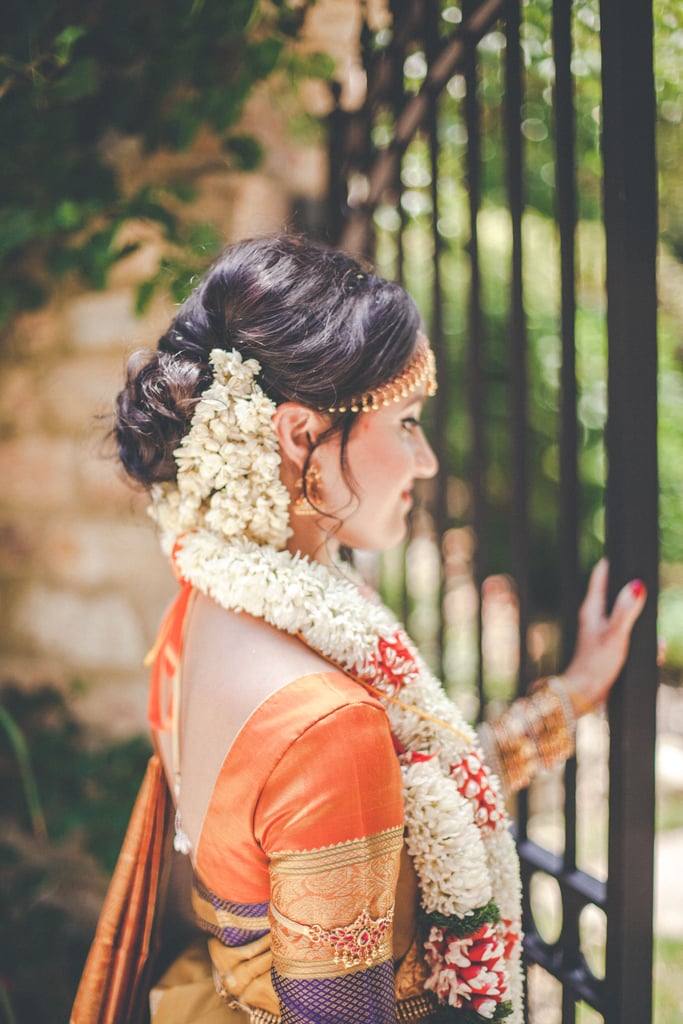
324, 1, 659, 1021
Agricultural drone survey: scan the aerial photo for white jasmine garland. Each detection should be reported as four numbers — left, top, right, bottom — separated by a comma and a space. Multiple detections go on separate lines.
401, 760, 492, 916
148, 349, 292, 555
150, 350, 524, 1023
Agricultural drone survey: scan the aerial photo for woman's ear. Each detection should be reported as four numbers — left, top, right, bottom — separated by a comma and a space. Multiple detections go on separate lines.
272, 403, 330, 473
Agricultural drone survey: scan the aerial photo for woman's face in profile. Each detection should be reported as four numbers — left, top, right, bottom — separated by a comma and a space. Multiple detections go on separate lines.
315, 382, 438, 553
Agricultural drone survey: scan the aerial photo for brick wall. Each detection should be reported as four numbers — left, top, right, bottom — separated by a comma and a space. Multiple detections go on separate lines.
0, 274, 173, 735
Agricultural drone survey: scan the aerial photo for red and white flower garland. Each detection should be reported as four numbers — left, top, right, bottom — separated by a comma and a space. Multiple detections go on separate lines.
425, 922, 509, 1017
172, 530, 524, 1022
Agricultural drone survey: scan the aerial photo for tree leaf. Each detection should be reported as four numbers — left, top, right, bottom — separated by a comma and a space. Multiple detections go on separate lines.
55, 57, 99, 100
53, 26, 87, 66
224, 134, 263, 170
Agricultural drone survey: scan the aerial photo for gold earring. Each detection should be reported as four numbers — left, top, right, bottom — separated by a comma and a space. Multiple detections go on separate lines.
291, 465, 324, 517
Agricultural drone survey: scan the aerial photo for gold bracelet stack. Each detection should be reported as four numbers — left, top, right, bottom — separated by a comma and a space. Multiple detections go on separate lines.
479, 676, 578, 795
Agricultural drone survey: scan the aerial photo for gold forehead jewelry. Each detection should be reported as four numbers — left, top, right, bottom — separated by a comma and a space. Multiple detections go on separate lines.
326, 338, 438, 414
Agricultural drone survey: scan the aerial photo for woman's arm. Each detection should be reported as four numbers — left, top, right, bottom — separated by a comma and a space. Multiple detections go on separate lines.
479, 559, 647, 794
256, 699, 405, 1024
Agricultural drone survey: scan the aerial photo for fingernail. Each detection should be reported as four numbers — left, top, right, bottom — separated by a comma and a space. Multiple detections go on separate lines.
630, 579, 646, 599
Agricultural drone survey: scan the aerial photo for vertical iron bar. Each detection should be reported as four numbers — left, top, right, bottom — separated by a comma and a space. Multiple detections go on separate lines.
552, 1, 580, 1018
356, 9, 378, 262
392, 2, 408, 291
463, 0, 486, 721
326, 82, 347, 246
503, 0, 530, 863
385, 0, 410, 624
426, 0, 448, 679
552, 0, 580, 863
396, 204, 407, 289
390, 0, 409, 289
600, 0, 659, 1022
504, 0, 529, 695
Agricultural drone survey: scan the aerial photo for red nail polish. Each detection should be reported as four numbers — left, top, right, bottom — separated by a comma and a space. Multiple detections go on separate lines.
630, 579, 646, 599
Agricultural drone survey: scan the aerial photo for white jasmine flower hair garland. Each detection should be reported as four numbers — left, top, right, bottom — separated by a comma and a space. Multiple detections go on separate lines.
150, 349, 524, 1023
148, 349, 291, 556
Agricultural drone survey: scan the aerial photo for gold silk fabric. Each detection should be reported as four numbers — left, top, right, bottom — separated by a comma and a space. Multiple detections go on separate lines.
268, 828, 402, 979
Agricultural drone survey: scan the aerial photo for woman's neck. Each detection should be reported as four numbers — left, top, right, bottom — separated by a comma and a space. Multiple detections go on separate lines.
286, 519, 340, 567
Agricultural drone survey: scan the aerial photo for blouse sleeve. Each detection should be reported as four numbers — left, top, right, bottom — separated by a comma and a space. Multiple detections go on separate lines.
254, 699, 405, 1024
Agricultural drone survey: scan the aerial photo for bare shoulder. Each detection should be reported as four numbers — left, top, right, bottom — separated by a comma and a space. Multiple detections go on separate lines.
169, 593, 336, 849
183, 591, 335, 704
176, 591, 339, 840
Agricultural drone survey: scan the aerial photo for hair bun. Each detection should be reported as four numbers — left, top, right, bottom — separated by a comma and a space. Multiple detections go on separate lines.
115, 350, 208, 485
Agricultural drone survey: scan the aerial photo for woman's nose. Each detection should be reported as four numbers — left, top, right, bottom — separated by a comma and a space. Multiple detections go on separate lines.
415, 433, 439, 478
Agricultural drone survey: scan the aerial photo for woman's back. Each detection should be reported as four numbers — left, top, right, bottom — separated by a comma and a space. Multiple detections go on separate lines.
166, 594, 338, 854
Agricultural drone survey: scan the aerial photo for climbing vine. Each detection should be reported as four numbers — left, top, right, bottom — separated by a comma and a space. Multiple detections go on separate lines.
0, 0, 332, 323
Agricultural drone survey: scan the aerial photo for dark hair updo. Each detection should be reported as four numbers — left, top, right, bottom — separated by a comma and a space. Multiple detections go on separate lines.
115, 234, 422, 486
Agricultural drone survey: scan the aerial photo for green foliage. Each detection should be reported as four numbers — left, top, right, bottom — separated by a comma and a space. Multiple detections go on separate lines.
0, 832, 98, 1024
653, 937, 683, 1024
0, 705, 47, 842
374, 0, 683, 634
422, 899, 501, 934
654, 1, 683, 259
421, 0, 682, 248
0, 682, 153, 1023
0, 0, 324, 322
0, 682, 151, 870
659, 588, 683, 669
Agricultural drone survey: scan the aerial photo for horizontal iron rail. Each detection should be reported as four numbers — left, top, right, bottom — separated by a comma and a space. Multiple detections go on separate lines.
517, 838, 607, 909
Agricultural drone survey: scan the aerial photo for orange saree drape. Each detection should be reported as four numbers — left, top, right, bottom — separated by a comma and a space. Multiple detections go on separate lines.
71, 754, 173, 1024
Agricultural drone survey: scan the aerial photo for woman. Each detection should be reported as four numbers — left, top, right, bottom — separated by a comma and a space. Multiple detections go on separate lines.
76, 235, 645, 1024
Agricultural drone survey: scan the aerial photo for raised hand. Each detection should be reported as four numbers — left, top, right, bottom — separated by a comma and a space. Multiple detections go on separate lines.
562, 558, 647, 713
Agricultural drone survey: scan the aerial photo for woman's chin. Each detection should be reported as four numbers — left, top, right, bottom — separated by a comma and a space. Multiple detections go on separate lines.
362, 522, 410, 554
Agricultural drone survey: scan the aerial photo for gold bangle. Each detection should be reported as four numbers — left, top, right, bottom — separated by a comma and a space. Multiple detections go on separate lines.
485, 679, 577, 793
526, 684, 573, 765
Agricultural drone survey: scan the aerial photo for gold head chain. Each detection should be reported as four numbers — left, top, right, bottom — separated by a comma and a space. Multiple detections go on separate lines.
325, 337, 438, 414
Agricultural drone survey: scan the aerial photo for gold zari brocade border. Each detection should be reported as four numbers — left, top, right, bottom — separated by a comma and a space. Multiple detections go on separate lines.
269, 826, 404, 875
269, 826, 403, 979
